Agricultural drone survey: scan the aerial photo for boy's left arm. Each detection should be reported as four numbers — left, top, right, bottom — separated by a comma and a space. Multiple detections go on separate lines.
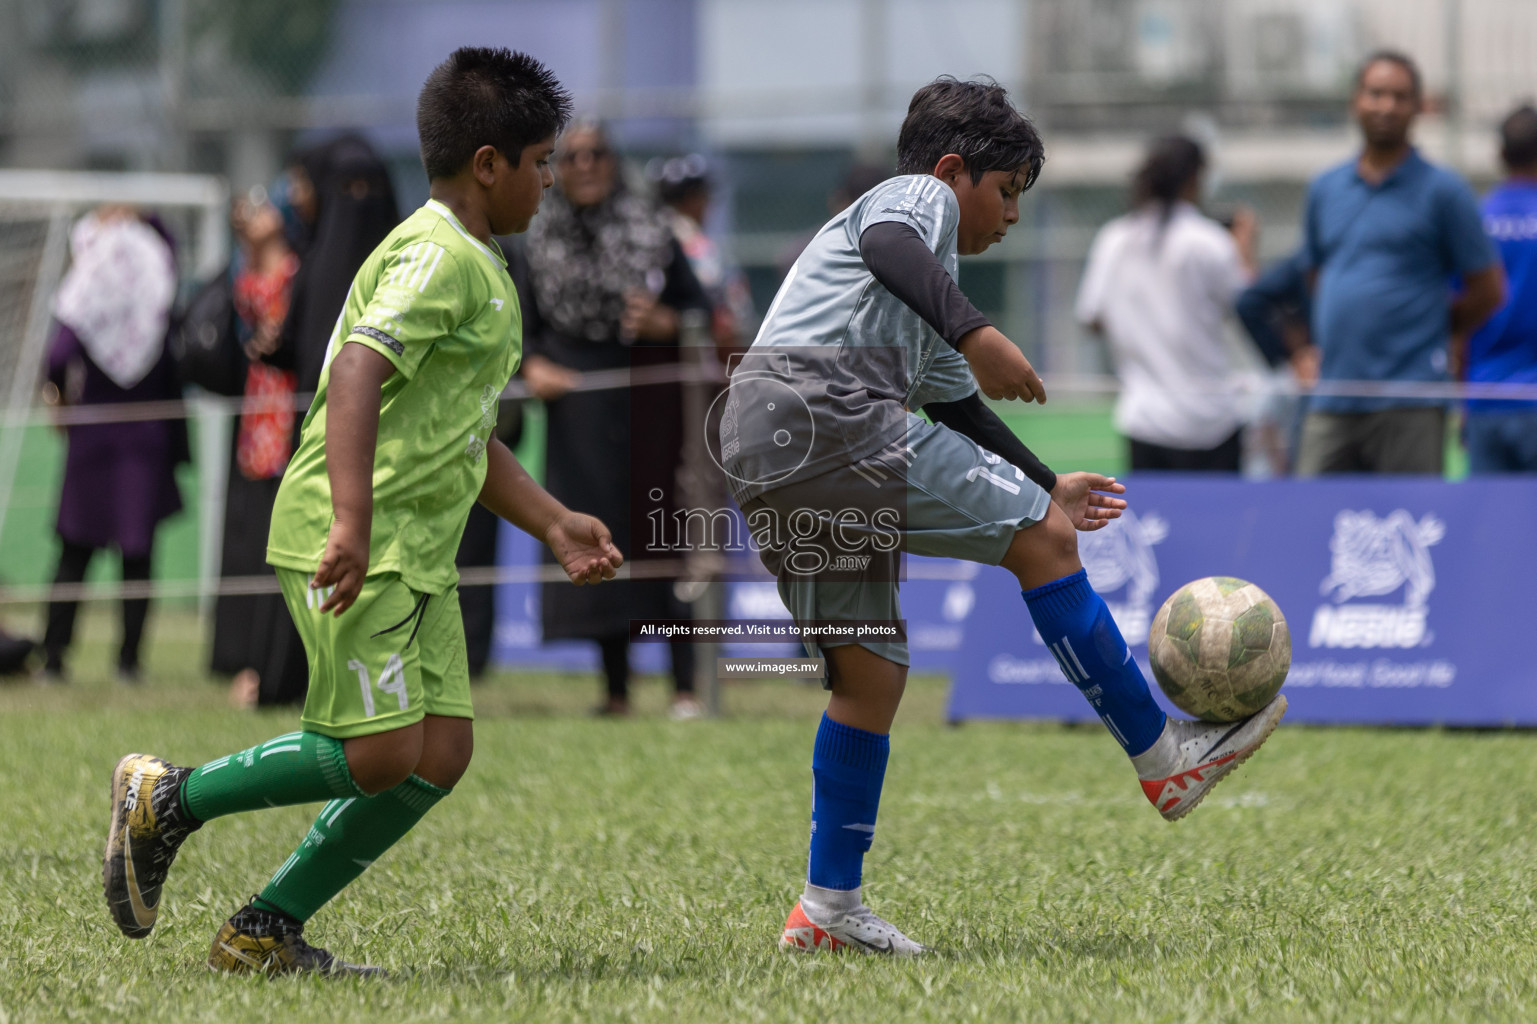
923, 393, 1125, 531
477, 436, 623, 584
859, 222, 1045, 403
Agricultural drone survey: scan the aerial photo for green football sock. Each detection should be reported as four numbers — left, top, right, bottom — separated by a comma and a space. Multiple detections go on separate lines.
255, 773, 450, 922
180, 731, 364, 822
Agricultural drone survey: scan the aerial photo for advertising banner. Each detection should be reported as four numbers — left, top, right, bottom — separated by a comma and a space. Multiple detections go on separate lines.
946, 477, 1537, 727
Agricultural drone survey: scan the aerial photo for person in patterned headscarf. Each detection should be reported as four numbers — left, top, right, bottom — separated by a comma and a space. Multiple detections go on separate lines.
518, 121, 710, 718
41, 207, 185, 683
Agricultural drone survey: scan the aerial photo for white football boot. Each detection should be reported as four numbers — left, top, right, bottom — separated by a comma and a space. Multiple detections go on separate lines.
780, 899, 930, 956
1131, 694, 1288, 822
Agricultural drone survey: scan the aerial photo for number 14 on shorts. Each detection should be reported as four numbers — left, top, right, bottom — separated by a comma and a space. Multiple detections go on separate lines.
347, 654, 409, 717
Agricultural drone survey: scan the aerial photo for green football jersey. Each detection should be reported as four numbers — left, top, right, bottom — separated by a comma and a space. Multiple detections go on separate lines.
267, 199, 520, 594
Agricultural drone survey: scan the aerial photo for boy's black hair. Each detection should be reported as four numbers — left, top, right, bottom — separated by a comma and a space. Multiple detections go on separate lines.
1132, 134, 1206, 219
1355, 49, 1422, 100
895, 76, 1044, 191
417, 47, 573, 180
1500, 104, 1537, 171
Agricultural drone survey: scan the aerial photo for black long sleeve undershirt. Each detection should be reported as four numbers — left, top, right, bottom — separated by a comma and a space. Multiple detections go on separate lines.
858, 221, 1056, 492
858, 221, 992, 347
925, 391, 1057, 493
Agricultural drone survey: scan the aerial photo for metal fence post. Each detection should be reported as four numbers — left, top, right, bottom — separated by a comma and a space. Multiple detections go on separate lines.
676, 308, 725, 716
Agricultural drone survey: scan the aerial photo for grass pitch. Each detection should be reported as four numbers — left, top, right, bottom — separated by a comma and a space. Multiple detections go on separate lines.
2, 607, 1536, 1023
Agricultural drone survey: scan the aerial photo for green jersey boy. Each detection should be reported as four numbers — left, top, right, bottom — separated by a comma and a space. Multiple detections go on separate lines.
101, 48, 621, 976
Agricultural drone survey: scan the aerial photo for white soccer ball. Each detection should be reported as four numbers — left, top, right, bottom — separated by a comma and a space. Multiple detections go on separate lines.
1147, 576, 1291, 723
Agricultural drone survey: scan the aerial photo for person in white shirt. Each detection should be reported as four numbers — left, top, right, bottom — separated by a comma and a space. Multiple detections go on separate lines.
1076, 135, 1259, 471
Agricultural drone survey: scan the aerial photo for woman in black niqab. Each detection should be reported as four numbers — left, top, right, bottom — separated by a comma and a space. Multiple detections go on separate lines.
270, 133, 400, 394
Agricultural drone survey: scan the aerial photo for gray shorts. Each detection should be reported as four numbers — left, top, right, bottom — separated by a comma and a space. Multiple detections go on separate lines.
740, 414, 1051, 683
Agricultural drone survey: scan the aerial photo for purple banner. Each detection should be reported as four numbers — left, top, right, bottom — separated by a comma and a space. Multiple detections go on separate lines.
946, 477, 1537, 727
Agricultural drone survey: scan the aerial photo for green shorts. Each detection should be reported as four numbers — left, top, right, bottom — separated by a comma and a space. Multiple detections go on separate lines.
278, 568, 474, 739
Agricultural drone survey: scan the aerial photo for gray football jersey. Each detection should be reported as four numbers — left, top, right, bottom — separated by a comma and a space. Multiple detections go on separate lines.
718, 174, 978, 503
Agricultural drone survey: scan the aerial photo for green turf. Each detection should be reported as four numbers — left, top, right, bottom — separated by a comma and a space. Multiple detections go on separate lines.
2, 606, 1535, 1023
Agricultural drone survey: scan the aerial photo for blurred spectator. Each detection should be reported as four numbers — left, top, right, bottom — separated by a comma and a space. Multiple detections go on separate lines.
268, 134, 400, 396
649, 153, 756, 357
519, 121, 710, 718
1075, 135, 1261, 471
199, 136, 398, 708
40, 207, 186, 683
201, 186, 306, 709
1236, 249, 1319, 474
1295, 50, 1504, 476
775, 163, 890, 281
1462, 104, 1537, 473
454, 380, 524, 682
1236, 249, 1315, 376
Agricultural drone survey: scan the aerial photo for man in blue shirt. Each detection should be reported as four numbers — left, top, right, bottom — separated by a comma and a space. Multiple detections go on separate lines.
1464, 104, 1537, 472
1297, 50, 1504, 475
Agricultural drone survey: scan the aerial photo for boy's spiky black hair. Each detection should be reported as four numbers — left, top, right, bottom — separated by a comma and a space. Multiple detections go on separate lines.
416, 47, 573, 180
895, 76, 1044, 190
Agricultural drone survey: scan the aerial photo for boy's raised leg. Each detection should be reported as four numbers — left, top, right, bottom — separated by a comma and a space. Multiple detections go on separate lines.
1007, 511, 1287, 822
780, 646, 929, 957
1019, 568, 1168, 755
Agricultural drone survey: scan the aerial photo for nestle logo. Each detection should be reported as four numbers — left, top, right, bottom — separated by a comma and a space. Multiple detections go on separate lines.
1309, 605, 1428, 649
1309, 509, 1442, 650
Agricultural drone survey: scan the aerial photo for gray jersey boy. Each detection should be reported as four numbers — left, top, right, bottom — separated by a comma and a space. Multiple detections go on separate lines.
720, 77, 1287, 961
721, 170, 1061, 670
721, 175, 981, 503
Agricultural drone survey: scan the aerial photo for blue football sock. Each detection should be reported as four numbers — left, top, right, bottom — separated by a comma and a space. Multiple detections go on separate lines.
1023, 569, 1167, 756
807, 713, 889, 892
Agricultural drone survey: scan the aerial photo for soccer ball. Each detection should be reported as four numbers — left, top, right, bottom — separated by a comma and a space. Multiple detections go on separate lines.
1147, 576, 1290, 723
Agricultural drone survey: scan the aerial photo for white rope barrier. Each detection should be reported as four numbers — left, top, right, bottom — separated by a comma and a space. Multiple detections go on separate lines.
0, 555, 976, 606
11, 360, 728, 429
7, 369, 1537, 431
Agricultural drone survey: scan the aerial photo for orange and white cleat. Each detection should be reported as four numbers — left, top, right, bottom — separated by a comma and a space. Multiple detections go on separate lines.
779, 900, 930, 957
1133, 694, 1288, 822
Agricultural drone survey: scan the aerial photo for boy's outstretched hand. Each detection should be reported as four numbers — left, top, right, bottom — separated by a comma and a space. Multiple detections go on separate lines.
546, 512, 624, 585
1050, 473, 1127, 532
957, 325, 1047, 404
313, 518, 370, 615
